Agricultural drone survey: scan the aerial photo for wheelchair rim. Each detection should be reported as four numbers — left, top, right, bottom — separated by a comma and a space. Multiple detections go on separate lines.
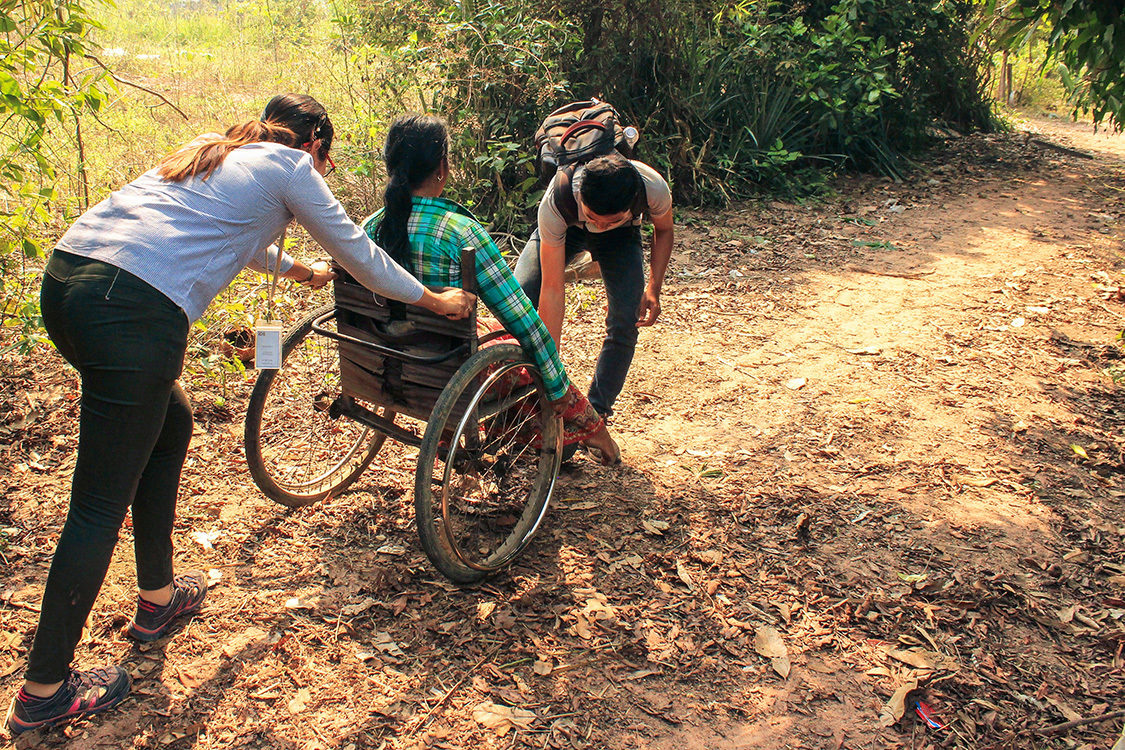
438, 362, 562, 572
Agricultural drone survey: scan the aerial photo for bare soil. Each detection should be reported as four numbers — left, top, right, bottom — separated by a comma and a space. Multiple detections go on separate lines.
2, 115, 1124, 750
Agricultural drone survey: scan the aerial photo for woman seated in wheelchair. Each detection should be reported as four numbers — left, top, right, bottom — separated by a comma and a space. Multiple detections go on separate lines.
363, 114, 619, 464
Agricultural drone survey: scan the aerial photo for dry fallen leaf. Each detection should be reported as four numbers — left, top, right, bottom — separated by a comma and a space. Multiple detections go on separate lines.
372, 631, 405, 659
157, 724, 203, 745
341, 597, 379, 617
879, 680, 918, 727
287, 687, 311, 714
1046, 696, 1082, 722
190, 530, 220, 551
753, 626, 791, 678
751, 627, 785, 659
675, 560, 695, 591
888, 648, 960, 672
477, 601, 497, 621
698, 549, 723, 565
176, 665, 208, 690
221, 627, 267, 659
472, 701, 536, 735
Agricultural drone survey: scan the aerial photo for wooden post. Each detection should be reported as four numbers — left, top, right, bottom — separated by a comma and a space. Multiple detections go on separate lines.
460, 247, 478, 356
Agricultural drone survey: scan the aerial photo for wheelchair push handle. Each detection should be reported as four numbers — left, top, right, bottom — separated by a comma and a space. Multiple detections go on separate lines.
460, 247, 477, 295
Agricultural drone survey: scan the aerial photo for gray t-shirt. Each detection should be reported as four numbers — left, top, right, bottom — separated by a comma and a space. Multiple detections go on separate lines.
57, 139, 424, 322
537, 160, 672, 247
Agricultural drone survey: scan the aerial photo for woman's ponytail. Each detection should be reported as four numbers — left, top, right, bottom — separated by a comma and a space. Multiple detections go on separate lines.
157, 120, 298, 181
379, 171, 416, 273
374, 114, 449, 274
156, 93, 333, 182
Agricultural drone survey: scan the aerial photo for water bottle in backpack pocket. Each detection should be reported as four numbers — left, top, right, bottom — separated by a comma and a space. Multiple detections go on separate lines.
533, 99, 640, 183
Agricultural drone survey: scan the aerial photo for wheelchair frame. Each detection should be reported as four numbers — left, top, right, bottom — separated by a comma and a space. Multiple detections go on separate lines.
243, 250, 564, 582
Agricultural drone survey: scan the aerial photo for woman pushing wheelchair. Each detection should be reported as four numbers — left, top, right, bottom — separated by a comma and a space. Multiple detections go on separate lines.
6, 94, 474, 738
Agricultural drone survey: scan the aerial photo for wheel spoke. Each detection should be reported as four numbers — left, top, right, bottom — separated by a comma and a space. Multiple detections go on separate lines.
416, 350, 560, 579
245, 306, 387, 507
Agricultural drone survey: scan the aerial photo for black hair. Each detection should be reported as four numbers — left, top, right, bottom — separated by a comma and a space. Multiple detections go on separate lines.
579, 153, 641, 216
376, 114, 449, 272
261, 93, 334, 160
159, 93, 334, 181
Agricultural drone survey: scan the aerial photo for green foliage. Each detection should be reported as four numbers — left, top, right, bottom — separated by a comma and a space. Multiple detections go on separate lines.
431, 2, 579, 235
0, 0, 113, 343
996, 36, 1070, 111
337, 0, 581, 238
101, 0, 326, 51
985, 0, 1125, 128
0, 0, 999, 359
342, 0, 996, 223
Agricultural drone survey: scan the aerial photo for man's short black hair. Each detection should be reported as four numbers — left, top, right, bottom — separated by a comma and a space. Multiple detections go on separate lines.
579, 153, 641, 216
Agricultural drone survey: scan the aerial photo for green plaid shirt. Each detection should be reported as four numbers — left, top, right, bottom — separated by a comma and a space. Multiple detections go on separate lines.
363, 196, 569, 401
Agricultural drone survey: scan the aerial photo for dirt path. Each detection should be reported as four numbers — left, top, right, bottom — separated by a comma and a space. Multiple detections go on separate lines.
1, 116, 1123, 750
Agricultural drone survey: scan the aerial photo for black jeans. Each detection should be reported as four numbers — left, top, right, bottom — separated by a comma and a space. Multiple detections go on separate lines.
27, 250, 192, 683
514, 224, 644, 417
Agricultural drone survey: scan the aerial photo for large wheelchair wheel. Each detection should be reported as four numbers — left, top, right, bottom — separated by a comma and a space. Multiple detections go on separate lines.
415, 344, 563, 583
245, 304, 391, 508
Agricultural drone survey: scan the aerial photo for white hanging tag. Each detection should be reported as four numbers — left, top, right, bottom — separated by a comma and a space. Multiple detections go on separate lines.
254, 321, 283, 370
255, 223, 289, 370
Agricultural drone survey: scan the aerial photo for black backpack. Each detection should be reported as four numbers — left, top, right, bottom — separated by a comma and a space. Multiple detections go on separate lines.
534, 99, 637, 180
533, 99, 646, 225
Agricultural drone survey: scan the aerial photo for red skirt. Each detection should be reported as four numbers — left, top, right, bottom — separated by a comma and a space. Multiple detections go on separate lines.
478, 320, 604, 447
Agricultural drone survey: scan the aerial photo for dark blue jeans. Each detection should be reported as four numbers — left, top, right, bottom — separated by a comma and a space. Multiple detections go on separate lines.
514, 225, 643, 417
28, 250, 192, 683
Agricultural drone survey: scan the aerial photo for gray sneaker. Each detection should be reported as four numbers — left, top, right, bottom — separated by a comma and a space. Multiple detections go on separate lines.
5, 666, 131, 737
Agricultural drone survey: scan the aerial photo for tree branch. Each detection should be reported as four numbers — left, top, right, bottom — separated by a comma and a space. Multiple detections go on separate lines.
82, 54, 190, 121
1034, 709, 1125, 736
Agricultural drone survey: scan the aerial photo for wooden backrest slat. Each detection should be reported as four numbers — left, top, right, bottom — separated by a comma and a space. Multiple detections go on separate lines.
332, 252, 478, 417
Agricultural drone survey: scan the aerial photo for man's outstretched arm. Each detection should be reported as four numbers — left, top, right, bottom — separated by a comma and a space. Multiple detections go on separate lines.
538, 237, 568, 347
637, 207, 674, 327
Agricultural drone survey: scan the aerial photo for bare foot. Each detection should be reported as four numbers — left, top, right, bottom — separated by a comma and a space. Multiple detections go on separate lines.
582, 424, 620, 465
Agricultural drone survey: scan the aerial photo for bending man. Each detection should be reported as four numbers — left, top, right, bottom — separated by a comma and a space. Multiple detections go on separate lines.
514, 152, 673, 419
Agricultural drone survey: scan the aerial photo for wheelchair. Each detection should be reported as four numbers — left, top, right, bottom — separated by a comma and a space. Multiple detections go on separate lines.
243, 251, 563, 583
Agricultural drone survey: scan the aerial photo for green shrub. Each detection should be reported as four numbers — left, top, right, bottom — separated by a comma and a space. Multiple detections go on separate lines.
342, 0, 996, 225
0, 0, 113, 348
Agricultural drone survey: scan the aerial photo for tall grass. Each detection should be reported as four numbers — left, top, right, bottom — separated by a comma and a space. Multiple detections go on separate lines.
8, 0, 401, 376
